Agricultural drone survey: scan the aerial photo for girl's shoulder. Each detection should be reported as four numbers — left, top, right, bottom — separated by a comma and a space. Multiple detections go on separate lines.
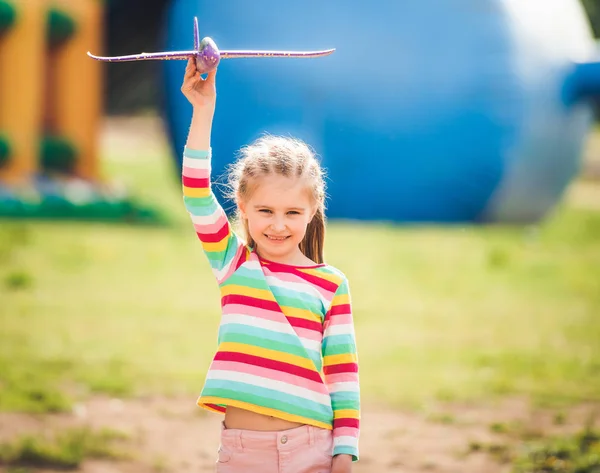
308, 262, 350, 288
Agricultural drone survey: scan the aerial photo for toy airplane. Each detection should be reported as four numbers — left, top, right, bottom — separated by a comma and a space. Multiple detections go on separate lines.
87, 17, 335, 74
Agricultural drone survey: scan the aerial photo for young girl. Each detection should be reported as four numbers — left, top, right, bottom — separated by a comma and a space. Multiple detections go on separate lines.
180, 59, 360, 473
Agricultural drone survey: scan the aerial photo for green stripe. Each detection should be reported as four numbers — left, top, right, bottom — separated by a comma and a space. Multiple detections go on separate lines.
332, 399, 359, 411
322, 336, 356, 355
207, 242, 240, 271
221, 324, 320, 360
218, 332, 312, 359
184, 196, 217, 211
333, 446, 358, 462
272, 292, 323, 313
206, 249, 229, 263
222, 273, 268, 291
201, 383, 332, 423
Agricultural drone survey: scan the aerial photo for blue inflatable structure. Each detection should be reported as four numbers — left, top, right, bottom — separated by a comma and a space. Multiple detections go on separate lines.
162, 0, 600, 223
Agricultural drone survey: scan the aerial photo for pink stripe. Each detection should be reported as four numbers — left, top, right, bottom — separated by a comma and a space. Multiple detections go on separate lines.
333, 427, 358, 438
324, 373, 358, 384
295, 326, 323, 342
197, 222, 230, 244
220, 306, 322, 342
222, 303, 284, 322
183, 166, 209, 178
296, 271, 340, 293
260, 261, 338, 292
223, 245, 247, 280
193, 220, 228, 236
287, 316, 322, 333
193, 221, 224, 235
325, 313, 353, 327
210, 360, 329, 395
263, 267, 335, 300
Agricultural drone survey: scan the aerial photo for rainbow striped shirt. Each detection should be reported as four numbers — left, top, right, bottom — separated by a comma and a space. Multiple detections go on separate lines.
182, 147, 360, 460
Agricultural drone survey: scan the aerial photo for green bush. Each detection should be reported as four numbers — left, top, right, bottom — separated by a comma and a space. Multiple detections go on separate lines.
47, 8, 76, 47
0, 1, 16, 36
40, 135, 77, 174
0, 134, 11, 167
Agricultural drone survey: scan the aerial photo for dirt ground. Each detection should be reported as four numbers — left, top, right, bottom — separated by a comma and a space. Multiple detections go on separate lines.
1, 396, 598, 473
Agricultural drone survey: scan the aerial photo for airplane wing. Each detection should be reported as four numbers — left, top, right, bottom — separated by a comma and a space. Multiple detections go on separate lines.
220, 49, 335, 59
87, 51, 198, 62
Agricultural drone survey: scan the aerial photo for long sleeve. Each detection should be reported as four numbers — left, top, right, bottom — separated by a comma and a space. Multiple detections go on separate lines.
182, 147, 246, 284
322, 277, 360, 461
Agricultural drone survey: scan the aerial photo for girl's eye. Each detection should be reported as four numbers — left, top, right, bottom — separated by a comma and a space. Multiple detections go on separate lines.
287, 211, 300, 215
259, 209, 272, 214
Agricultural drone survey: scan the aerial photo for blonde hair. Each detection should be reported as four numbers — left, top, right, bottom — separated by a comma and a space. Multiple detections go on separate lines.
227, 135, 327, 264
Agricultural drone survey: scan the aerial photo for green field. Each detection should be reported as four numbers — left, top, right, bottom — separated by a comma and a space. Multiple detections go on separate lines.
1, 127, 599, 415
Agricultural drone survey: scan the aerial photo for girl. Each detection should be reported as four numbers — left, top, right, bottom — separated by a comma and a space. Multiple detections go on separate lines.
180, 58, 360, 473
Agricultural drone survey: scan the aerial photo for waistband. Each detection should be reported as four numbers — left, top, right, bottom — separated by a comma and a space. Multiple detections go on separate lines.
220, 423, 331, 452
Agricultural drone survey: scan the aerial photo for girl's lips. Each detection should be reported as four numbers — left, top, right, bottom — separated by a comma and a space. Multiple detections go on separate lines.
265, 234, 290, 242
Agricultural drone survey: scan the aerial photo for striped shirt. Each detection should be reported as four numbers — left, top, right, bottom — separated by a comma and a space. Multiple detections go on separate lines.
182, 147, 360, 460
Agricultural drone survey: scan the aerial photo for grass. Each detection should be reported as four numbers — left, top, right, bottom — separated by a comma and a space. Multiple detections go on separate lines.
466, 424, 600, 472
0, 427, 130, 469
512, 426, 600, 473
0, 119, 599, 413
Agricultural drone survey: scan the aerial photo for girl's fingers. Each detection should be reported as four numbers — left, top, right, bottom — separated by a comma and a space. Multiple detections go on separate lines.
206, 68, 217, 85
184, 58, 197, 77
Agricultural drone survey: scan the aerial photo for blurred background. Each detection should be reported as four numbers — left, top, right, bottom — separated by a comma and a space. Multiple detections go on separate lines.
1, 1, 599, 472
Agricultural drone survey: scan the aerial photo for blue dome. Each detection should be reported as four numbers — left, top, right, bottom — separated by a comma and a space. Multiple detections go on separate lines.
163, 0, 599, 223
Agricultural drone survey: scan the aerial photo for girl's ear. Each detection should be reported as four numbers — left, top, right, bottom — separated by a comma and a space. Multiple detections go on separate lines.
309, 205, 318, 222
237, 193, 247, 219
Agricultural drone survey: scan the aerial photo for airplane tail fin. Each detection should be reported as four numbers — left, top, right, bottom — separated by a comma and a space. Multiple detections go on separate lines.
194, 17, 200, 51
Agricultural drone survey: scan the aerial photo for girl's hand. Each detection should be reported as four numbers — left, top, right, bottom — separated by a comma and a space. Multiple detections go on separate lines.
181, 57, 217, 112
331, 454, 352, 473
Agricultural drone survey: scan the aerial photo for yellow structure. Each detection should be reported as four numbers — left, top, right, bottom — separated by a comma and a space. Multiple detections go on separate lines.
0, 0, 46, 185
0, 0, 155, 222
50, 0, 103, 181
0, 0, 102, 188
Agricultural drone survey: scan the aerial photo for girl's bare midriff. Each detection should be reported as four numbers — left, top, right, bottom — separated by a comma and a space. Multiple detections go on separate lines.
224, 405, 305, 431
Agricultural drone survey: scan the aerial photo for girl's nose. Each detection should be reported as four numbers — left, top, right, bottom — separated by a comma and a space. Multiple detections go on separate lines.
271, 217, 286, 232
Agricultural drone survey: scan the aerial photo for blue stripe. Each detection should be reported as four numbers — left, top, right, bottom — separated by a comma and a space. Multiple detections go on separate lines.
184, 147, 211, 159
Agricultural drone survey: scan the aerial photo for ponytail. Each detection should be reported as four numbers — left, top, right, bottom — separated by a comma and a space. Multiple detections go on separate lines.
299, 206, 326, 264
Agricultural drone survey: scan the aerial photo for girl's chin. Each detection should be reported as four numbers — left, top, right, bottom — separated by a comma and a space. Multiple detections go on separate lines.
255, 238, 298, 258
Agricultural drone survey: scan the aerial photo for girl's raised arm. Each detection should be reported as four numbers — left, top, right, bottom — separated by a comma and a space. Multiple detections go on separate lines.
181, 60, 246, 284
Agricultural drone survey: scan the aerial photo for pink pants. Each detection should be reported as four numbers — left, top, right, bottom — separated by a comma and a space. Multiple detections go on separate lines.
215, 423, 333, 473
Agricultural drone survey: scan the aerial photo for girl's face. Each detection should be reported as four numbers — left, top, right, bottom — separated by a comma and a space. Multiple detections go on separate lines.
238, 174, 316, 264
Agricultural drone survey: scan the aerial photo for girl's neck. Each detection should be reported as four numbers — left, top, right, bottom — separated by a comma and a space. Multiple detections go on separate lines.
255, 246, 317, 267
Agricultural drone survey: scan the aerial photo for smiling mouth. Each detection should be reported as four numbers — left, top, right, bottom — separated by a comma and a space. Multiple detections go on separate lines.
265, 235, 290, 241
